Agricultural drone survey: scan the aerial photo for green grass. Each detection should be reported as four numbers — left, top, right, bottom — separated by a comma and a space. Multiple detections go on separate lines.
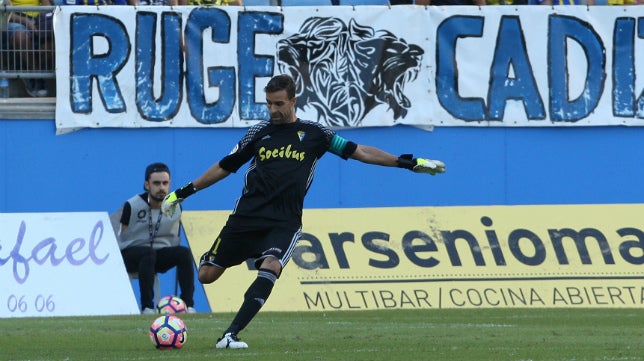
2, 308, 643, 361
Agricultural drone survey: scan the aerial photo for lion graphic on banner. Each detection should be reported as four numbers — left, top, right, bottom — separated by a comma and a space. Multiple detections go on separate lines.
277, 17, 424, 127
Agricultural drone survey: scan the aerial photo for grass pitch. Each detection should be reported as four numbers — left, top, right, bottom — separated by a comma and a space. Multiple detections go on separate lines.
2, 308, 643, 361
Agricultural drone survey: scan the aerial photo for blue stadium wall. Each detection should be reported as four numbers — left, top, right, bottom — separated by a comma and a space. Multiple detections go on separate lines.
2, 119, 642, 311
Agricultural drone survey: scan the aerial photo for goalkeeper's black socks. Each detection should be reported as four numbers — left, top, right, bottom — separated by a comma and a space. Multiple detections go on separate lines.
225, 268, 277, 335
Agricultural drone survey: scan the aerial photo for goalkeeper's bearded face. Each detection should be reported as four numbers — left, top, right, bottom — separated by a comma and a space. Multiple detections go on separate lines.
266, 90, 296, 125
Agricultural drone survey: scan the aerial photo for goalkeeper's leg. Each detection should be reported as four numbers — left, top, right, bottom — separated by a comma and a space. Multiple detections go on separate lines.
225, 267, 277, 334
198, 251, 225, 284
198, 237, 226, 284
216, 258, 281, 349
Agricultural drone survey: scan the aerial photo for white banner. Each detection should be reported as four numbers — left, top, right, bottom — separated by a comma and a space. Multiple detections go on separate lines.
54, 5, 644, 133
0, 213, 139, 317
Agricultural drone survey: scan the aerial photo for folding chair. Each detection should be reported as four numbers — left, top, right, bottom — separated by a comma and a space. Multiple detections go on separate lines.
128, 272, 162, 304
110, 208, 163, 305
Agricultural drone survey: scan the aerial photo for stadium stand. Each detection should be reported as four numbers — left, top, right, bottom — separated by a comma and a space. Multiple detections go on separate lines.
339, 0, 390, 4
280, 0, 334, 5
243, 0, 277, 4
0, 5, 55, 98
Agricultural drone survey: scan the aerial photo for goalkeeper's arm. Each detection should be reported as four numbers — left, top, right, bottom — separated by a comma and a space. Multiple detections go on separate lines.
162, 162, 232, 216
348, 144, 445, 176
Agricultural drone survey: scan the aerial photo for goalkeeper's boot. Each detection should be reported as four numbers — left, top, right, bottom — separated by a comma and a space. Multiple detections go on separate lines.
216, 332, 248, 349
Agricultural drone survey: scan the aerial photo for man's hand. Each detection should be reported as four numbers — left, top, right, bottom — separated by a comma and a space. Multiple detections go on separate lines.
397, 154, 446, 176
161, 192, 182, 217
413, 158, 446, 175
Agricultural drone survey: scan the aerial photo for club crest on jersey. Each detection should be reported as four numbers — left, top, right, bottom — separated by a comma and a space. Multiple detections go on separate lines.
297, 131, 306, 141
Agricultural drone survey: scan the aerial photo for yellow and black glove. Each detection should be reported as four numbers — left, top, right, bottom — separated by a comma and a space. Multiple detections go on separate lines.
397, 154, 446, 176
161, 182, 197, 216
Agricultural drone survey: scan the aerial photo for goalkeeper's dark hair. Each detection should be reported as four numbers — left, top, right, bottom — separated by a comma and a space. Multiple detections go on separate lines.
264, 74, 296, 99
145, 162, 170, 180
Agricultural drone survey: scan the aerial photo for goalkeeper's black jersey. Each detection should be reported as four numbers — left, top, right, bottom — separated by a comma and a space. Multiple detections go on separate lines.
219, 119, 337, 224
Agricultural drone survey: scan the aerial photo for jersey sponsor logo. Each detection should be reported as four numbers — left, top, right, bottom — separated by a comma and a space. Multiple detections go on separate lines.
258, 144, 305, 162
297, 131, 306, 141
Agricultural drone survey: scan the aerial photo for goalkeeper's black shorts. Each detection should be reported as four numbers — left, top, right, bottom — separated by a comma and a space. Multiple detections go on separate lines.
204, 215, 302, 271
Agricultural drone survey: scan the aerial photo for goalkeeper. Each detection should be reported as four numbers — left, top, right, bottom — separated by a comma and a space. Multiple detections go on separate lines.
162, 74, 445, 350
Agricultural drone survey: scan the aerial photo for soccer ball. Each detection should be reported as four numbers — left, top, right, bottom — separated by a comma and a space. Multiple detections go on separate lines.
157, 295, 187, 314
149, 315, 187, 349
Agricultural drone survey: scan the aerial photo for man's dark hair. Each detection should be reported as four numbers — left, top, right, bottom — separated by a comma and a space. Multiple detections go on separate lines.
264, 74, 296, 99
145, 162, 170, 180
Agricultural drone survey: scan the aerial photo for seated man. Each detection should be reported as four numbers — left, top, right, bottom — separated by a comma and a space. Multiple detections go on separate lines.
117, 162, 196, 314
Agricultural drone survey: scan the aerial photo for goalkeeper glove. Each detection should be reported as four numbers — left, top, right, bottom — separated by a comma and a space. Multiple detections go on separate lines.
397, 154, 446, 175
161, 182, 197, 217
